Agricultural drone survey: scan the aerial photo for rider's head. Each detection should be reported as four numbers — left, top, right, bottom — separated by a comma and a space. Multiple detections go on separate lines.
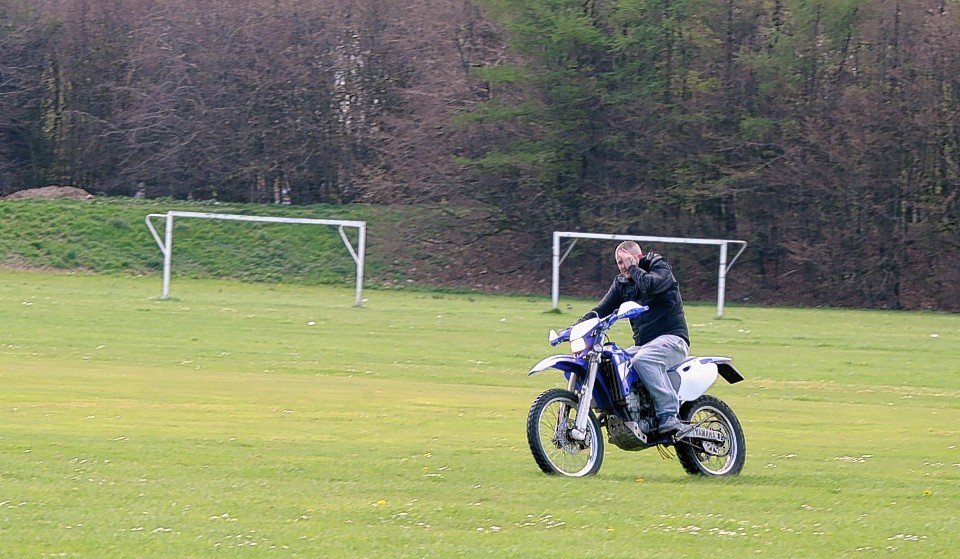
615, 241, 643, 276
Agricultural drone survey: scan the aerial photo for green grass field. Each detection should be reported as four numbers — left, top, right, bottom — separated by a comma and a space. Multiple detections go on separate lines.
2, 270, 958, 558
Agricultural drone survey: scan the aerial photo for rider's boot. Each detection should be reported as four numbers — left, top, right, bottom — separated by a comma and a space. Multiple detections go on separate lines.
656, 413, 684, 435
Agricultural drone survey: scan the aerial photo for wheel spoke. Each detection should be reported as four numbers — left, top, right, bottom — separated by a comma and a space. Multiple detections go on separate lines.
689, 408, 734, 473
527, 390, 603, 477
540, 400, 589, 472
676, 397, 745, 477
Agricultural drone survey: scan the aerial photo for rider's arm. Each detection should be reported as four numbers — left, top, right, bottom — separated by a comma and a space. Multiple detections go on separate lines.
626, 254, 675, 296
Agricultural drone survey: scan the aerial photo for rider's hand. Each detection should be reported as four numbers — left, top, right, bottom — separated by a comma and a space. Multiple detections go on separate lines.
616, 248, 638, 269
576, 310, 599, 324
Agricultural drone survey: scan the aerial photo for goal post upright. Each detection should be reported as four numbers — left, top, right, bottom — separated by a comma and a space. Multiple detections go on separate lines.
145, 210, 367, 306
551, 231, 747, 318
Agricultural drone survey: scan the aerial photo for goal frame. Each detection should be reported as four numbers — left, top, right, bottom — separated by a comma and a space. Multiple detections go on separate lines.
145, 211, 366, 305
551, 231, 747, 317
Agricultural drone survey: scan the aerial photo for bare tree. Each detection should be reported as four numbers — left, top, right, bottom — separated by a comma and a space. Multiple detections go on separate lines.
0, 1, 56, 193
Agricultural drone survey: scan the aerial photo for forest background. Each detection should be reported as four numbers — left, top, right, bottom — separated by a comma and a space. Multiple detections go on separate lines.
1, 0, 959, 311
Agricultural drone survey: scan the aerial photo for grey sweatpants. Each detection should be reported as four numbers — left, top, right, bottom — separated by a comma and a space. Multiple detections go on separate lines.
627, 334, 689, 418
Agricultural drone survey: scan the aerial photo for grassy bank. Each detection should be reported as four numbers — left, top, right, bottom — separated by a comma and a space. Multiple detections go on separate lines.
0, 198, 409, 284
0, 196, 559, 299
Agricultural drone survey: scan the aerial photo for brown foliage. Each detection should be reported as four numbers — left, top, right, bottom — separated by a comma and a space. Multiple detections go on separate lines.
2, 0, 959, 310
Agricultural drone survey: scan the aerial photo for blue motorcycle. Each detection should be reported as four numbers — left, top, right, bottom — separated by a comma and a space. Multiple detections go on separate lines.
526, 301, 746, 477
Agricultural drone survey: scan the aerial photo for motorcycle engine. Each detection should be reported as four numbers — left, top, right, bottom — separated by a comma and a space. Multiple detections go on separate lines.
624, 384, 656, 432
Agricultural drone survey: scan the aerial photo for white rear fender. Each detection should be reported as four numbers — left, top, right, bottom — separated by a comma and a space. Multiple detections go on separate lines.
674, 356, 745, 400
675, 359, 719, 401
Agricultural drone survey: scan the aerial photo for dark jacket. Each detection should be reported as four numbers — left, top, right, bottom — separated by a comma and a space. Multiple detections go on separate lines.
586, 252, 690, 347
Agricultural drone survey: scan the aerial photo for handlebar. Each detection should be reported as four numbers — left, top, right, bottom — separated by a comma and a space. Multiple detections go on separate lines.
549, 302, 648, 347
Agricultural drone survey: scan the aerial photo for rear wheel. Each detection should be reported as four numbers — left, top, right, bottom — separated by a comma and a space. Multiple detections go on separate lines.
676, 395, 745, 477
526, 388, 604, 477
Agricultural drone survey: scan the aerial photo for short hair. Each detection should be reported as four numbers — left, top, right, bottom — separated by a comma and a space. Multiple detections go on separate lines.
616, 240, 641, 255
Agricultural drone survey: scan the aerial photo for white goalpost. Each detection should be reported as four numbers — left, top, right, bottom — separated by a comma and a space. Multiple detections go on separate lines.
551, 231, 747, 317
145, 211, 367, 305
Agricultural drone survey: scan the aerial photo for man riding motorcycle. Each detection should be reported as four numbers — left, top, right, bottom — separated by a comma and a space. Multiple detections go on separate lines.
581, 241, 689, 435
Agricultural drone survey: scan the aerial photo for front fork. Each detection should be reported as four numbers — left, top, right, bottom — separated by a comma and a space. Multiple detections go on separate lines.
569, 353, 599, 441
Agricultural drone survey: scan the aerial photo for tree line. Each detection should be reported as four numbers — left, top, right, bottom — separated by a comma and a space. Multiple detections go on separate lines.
2, 0, 959, 310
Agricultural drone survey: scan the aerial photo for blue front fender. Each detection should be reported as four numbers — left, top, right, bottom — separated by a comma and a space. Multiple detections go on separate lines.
529, 355, 587, 379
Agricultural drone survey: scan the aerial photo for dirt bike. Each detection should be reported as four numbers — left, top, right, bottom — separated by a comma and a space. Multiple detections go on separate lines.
526, 301, 746, 477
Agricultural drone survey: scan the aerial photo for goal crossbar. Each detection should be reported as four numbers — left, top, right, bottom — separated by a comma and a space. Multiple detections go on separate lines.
145, 211, 366, 305
552, 231, 747, 317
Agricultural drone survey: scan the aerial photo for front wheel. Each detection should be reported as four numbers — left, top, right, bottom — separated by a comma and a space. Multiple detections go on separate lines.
526, 388, 604, 477
676, 395, 746, 477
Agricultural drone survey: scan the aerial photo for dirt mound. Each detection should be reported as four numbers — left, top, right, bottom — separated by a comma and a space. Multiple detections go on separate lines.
1, 186, 94, 201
